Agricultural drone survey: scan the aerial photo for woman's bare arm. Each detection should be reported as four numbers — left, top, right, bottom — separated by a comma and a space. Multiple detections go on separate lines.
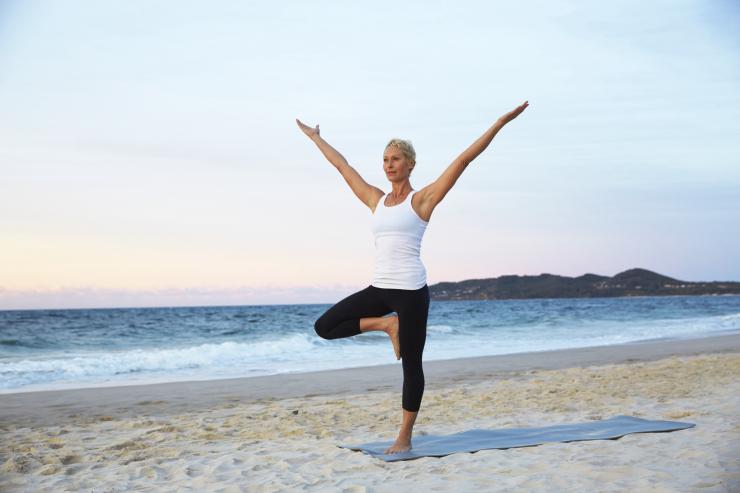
420, 101, 529, 208
296, 119, 381, 210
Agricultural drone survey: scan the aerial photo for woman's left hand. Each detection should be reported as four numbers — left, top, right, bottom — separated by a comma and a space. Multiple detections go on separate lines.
497, 101, 529, 126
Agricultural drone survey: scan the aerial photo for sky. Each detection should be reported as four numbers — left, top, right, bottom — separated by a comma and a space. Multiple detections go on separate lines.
1, 0, 739, 309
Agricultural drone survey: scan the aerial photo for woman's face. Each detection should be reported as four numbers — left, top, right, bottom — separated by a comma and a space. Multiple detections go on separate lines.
383, 146, 413, 182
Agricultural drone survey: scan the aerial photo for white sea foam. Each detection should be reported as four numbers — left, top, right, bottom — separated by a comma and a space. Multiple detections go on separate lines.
0, 333, 318, 391
427, 324, 454, 334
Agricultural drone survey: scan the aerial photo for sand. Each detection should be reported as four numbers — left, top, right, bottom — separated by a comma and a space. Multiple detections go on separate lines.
1, 333, 739, 492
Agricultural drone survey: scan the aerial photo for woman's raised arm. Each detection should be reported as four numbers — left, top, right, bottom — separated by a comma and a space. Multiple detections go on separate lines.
422, 101, 529, 206
296, 118, 381, 210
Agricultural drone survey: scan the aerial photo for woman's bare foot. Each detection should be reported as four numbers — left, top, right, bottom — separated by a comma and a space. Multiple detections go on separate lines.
384, 315, 401, 360
384, 436, 412, 454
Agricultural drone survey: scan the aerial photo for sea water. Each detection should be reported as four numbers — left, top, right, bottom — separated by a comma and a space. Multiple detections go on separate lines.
1, 294, 739, 393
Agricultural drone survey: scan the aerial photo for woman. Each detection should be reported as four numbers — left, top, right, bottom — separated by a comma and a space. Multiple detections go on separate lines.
296, 101, 529, 454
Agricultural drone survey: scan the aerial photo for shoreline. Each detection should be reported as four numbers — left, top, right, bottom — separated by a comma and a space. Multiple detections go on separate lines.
4, 327, 738, 397
2, 331, 739, 428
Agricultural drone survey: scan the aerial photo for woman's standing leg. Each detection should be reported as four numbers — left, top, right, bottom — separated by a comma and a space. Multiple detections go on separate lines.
314, 285, 392, 340
384, 285, 430, 454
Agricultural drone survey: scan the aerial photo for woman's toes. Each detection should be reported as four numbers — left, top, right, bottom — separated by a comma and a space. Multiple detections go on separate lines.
384, 439, 411, 454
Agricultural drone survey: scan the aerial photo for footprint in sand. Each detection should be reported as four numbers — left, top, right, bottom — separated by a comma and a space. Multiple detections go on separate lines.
61, 454, 82, 465
48, 438, 65, 449
64, 464, 84, 476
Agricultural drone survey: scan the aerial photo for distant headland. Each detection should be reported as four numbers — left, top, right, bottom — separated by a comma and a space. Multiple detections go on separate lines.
429, 268, 740, 300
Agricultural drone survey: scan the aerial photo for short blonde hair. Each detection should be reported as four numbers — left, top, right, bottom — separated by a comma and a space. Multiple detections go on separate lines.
385, 138, 416, 166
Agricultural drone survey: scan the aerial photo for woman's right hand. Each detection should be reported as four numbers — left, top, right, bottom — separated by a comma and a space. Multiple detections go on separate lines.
296, 118, 320, 139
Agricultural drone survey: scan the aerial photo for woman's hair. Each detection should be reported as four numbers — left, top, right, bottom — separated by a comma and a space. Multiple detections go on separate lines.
385, 138, 416, 167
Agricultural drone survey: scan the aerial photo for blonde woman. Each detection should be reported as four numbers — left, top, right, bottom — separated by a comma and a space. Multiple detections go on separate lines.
296, 101, 528, 454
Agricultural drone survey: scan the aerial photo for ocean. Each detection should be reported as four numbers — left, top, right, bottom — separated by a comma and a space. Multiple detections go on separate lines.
1, 294, 739, 394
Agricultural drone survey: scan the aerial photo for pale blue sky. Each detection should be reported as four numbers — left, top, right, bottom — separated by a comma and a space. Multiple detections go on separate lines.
1, 0, 739, 309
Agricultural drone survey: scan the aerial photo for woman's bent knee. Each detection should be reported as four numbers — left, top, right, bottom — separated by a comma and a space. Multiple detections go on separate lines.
314, 317, 330, 339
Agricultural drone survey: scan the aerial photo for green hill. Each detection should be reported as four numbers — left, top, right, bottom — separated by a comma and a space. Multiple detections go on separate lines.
430, 268, 740, 300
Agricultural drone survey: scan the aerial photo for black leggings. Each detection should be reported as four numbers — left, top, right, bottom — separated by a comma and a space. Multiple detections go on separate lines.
314, 284, 430, 412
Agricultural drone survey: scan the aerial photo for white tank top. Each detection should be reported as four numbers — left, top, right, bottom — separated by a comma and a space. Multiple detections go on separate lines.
371, 190, 429, 289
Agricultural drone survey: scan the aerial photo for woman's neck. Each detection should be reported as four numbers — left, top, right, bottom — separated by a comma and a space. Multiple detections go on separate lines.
389, 182, 413, 198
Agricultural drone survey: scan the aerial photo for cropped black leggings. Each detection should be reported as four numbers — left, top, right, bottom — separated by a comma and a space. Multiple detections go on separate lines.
314, 284, 430, 412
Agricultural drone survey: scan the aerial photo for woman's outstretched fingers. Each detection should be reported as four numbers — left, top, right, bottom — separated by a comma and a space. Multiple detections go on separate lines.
498, 101, 529, 126
296, 118, 320, 138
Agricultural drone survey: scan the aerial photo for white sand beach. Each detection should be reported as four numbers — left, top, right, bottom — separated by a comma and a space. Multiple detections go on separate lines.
1, 333, 739, 492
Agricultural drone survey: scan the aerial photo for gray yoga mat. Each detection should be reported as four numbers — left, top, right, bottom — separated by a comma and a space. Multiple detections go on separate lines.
339, 415, 695, 462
